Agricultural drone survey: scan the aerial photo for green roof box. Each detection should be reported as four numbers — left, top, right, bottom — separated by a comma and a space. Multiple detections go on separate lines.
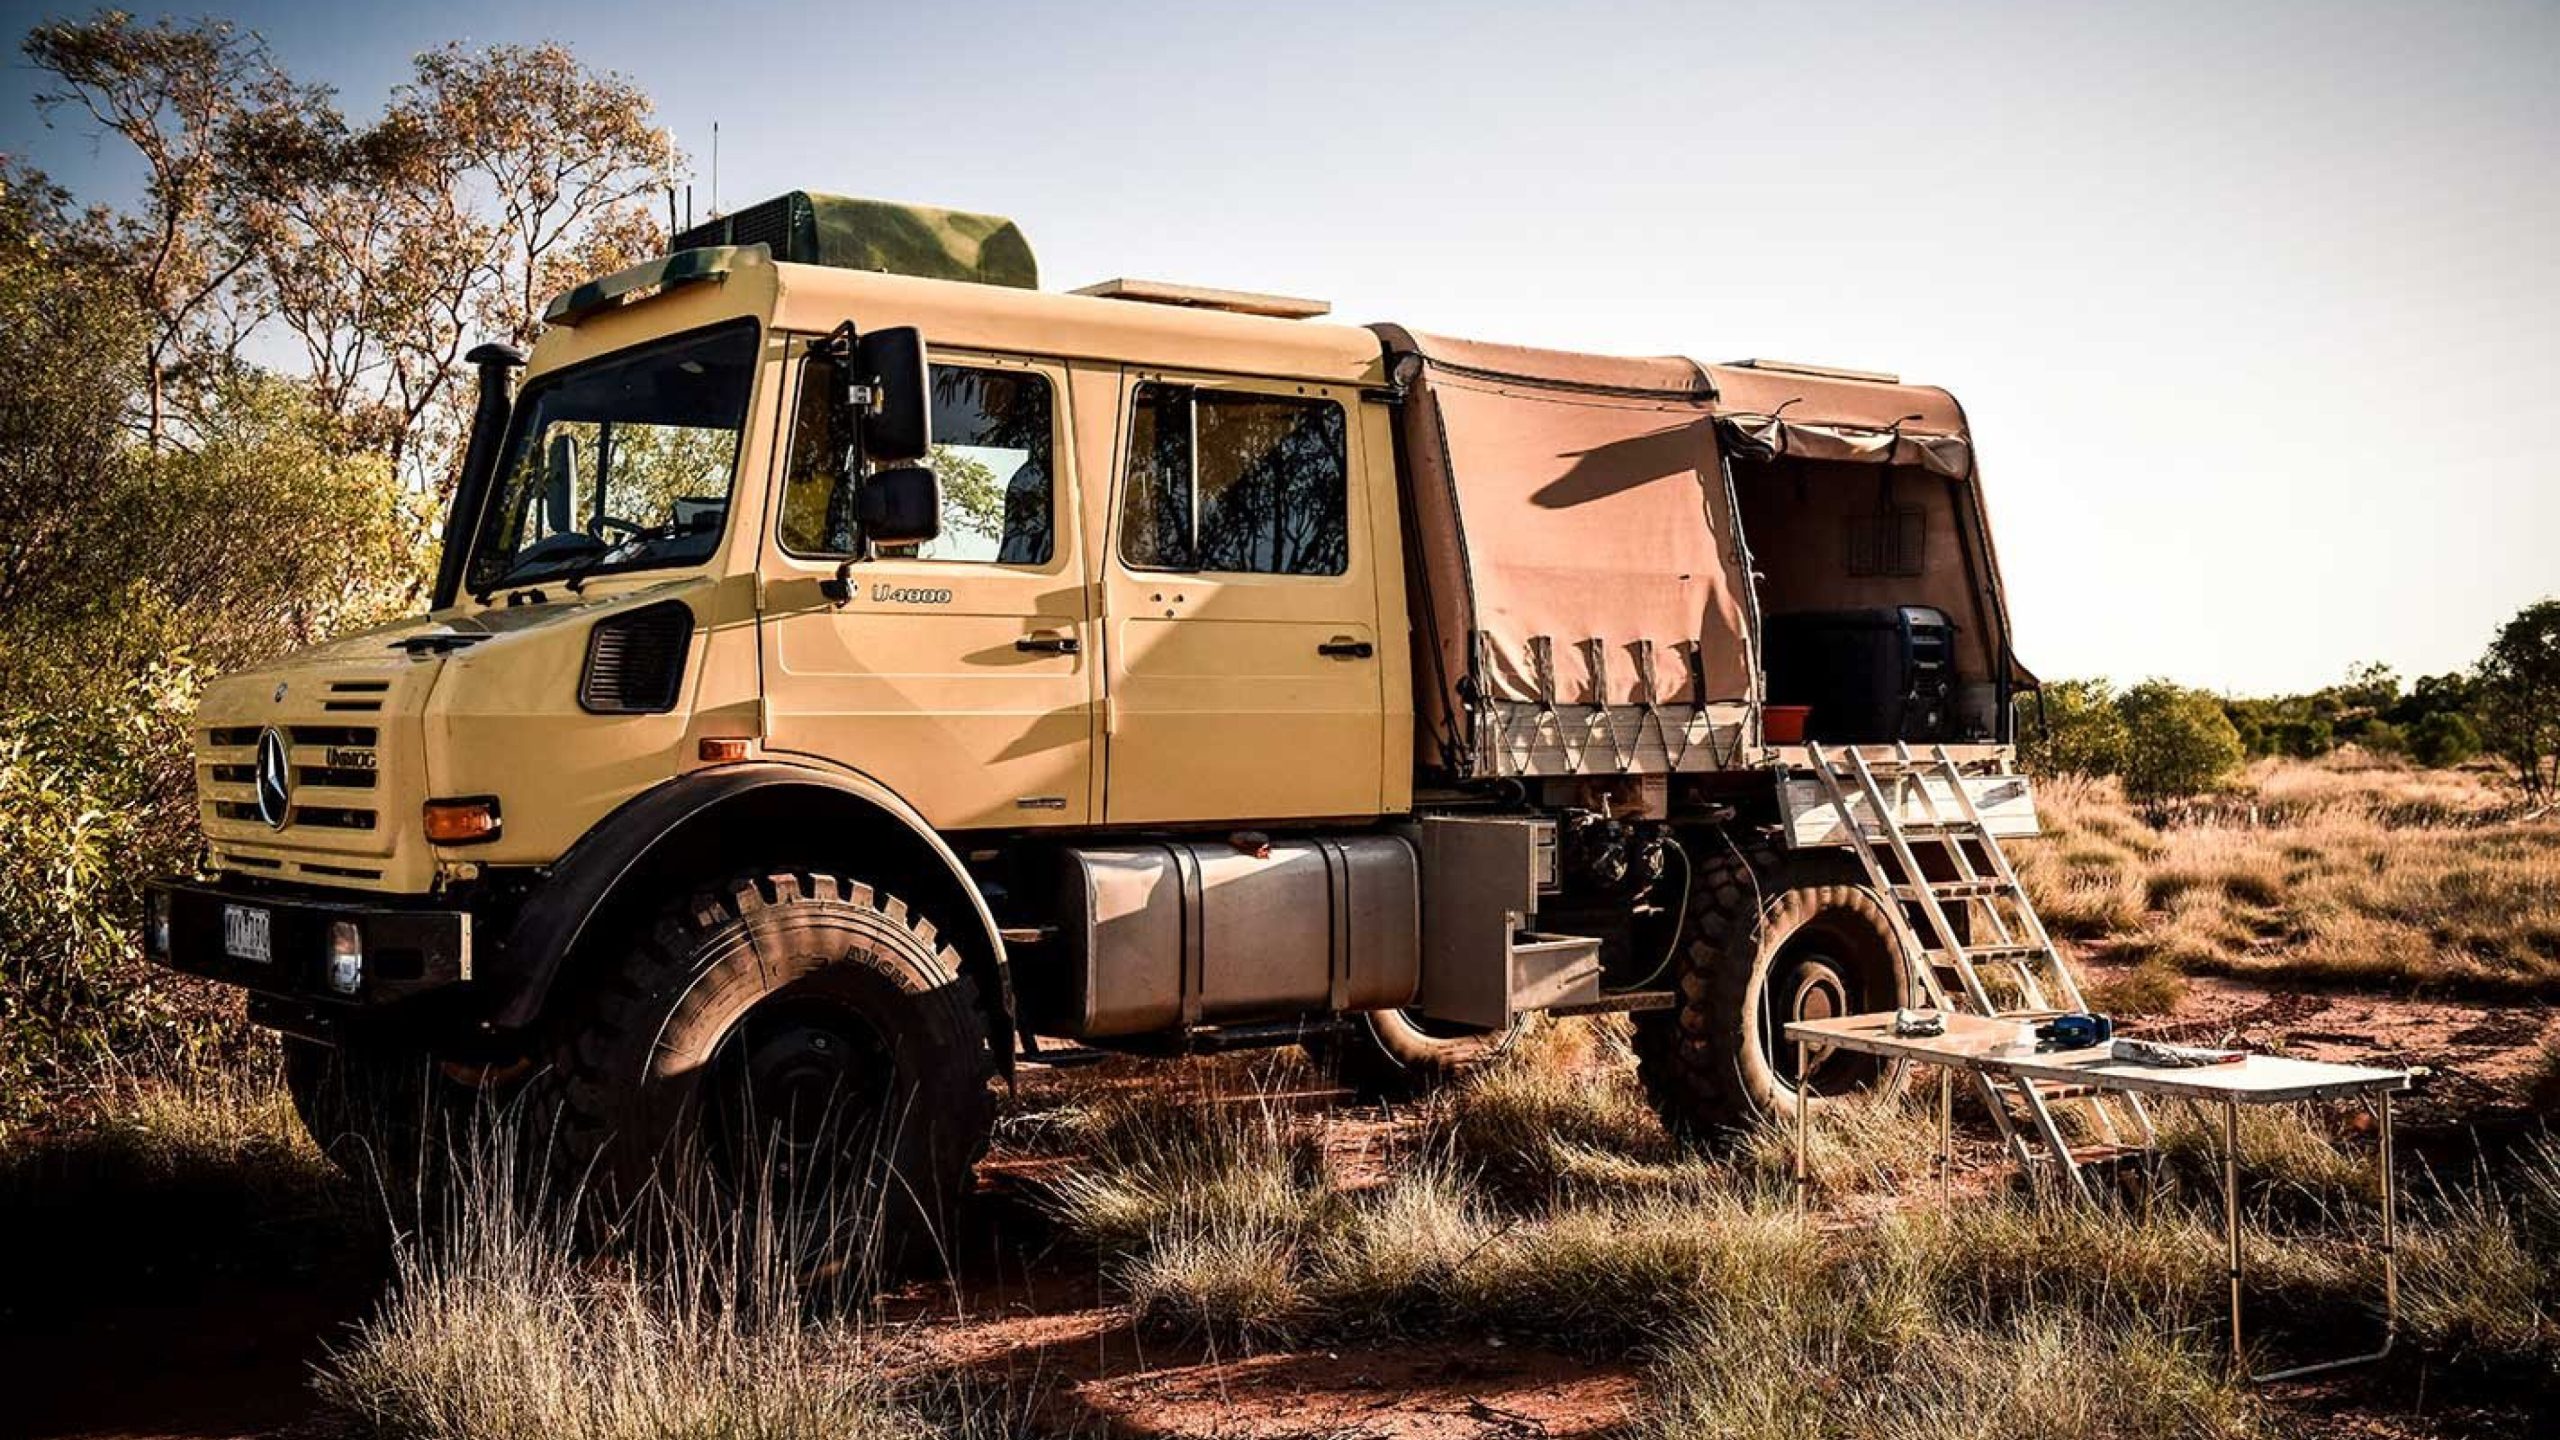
672, 192, 1037, 289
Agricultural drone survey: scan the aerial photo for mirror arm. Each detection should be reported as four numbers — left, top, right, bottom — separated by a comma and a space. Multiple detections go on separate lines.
821, 560, 855, 607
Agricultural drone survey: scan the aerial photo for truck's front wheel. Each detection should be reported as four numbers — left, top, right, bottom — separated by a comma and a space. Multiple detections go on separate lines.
1632, 841, 1914, 1142
552, 871, 996, 1274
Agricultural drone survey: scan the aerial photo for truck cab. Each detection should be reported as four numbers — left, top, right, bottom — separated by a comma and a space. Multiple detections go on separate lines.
145, 193, 2042, 1257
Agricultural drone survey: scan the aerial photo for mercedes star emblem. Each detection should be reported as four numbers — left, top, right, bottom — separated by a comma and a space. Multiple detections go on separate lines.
253, 727, 292, 831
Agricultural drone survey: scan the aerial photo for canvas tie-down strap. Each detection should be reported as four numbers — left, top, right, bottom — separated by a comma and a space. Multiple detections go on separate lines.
1579, 639, 1636, 773
1630, 639, 1694, 773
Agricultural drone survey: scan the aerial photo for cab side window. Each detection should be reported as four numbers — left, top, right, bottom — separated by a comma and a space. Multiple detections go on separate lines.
1119, 384, 1348, 576
780, 358, 1056, 564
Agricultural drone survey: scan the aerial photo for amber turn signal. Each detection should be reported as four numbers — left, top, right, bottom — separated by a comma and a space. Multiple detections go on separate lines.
697, 737, 752, 764
422, 797, 502, 845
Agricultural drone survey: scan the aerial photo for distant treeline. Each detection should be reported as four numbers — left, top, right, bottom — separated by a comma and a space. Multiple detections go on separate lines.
2025, 600, 2560, 803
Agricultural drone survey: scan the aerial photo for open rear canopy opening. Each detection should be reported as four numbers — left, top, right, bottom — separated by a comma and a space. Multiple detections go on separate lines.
1705, 361, 2024, 750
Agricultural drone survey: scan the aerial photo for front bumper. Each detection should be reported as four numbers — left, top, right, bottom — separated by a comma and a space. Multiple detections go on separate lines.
144, 876, 471, 1007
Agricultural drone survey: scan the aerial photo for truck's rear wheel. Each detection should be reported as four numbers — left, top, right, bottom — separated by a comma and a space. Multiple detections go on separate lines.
552, 871, 996, 1275
1633, 840, 1914, 1142
1310, 1007, 1524, 1100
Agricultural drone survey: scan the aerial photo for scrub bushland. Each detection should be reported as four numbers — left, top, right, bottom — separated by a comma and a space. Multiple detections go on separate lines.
2016, 755, 2560, 1006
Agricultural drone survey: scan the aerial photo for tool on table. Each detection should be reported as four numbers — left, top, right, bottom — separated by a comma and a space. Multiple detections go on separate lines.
2034, 1012, 2114, 1051
1891, 1008, 1946, 1037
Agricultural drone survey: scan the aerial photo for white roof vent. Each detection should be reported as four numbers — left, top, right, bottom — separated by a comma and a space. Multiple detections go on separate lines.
1072, 277, 1330, 320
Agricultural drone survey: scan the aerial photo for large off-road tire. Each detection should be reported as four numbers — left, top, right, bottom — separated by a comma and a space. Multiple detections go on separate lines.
1633, 835, 1915, 1143
281, 1036, 536, 1203
549, 870, 997, 1275
1310, 1007, 1525, 1101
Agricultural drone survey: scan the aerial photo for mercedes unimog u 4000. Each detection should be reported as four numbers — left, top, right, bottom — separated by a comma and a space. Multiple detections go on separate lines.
145, 192, 2042, 1249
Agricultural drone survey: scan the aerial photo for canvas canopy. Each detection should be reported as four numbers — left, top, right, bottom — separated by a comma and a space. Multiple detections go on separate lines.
1372, 326, 1752, 778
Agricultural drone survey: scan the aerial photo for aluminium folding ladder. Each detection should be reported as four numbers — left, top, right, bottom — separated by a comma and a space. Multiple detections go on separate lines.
1804, 741, 2157, 1203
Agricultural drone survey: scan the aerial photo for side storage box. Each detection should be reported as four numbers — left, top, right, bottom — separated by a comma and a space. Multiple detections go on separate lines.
1040, 837, 1421, 1039
1417, 817, 1602, 1030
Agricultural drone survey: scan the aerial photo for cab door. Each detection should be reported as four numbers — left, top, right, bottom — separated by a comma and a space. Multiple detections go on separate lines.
1099, 370, 1384, 823
760, 346, 1094, 827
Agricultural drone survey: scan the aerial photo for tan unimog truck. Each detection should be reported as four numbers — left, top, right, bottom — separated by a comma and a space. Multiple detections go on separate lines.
144, 193, 2038, 1245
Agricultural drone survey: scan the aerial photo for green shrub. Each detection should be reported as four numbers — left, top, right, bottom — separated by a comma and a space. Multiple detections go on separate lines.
2412, 710, 2483, 768
0, 214, 428, 1118
2116, 680, 2245, 806
2019, 678, 2129, 779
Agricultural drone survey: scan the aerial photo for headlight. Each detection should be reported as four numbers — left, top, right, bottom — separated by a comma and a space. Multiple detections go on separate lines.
146, 890, 173, 959
327, 920, 364, 995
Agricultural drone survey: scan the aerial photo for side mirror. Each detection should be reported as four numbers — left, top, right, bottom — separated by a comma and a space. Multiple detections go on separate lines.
855, 465, 941, 545
855, 326, 930, 462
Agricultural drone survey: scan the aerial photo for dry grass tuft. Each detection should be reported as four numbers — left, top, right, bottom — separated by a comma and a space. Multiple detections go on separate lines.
314, 1121, 1021, 1440
1428, 1021, 1676, 1199
1639, 1305, 2265, 1440
2152, 1103, 2375, 1214
1039, 1086, 1332, 1253
2088, 959, 2189, 1015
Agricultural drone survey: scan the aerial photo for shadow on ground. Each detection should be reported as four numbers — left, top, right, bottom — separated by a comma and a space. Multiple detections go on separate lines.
0, 1120, 387, 1439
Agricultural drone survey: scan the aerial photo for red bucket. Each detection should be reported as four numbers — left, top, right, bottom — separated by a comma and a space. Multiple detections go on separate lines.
1762, 705, 1811, 745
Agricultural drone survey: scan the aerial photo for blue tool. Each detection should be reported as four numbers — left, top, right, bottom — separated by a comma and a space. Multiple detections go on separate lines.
2034, 1013, 2114, 1051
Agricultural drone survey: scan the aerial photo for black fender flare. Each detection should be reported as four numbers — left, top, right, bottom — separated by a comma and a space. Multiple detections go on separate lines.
483, 761, 1014, 1076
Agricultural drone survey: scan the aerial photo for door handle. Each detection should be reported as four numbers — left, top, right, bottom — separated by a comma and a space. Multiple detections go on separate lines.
1317, 638, 1374, 659
1016, 633, 1081, 655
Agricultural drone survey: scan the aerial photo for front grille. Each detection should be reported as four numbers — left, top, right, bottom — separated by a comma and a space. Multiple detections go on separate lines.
580, 602, 694, 714
199, 679, 393, 875
292, 805, 376, 831
212, 800, 371, 831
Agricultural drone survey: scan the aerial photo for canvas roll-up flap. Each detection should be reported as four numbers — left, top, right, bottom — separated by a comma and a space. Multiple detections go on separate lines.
1718, 414, 1972, 478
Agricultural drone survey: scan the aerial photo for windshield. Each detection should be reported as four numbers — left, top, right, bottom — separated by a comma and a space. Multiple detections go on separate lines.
466, 321, 760, 595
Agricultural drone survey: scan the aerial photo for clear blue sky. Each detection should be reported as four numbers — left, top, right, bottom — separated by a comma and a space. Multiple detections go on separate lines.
5, 0, 2553, 694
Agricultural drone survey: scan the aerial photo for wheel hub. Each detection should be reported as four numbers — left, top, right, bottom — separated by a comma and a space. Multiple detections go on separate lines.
713, 1001, 893, 1182
1777, 952, 1851, 1082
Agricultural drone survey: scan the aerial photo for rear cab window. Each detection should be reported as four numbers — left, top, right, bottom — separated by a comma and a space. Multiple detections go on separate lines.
1118, 384, 1349, 576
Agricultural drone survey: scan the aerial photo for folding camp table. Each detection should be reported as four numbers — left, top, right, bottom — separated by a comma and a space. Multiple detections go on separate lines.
1784, 1009, 2411, 1380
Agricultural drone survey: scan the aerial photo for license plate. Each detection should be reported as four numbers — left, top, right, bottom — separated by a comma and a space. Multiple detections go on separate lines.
223, 904, 273, 964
